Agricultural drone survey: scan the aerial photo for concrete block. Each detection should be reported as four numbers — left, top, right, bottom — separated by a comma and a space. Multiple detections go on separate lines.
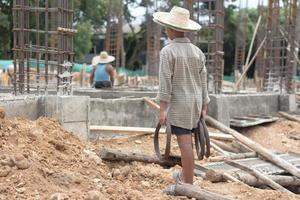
226, 93, 279, 117
44, 95, 90, 123
208, 95, 230, 126
279, 94, 297, 112
0, 96, 41, 120
90, 98, 157, 127
62, 121, 89, 140
44, 95, 90, 140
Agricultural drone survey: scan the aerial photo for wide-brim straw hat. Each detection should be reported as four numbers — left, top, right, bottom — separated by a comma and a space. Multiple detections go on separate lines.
92, 51, 115, 65
153, 6, 201, 32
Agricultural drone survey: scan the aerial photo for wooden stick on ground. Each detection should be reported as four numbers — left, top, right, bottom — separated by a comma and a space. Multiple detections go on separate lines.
225, 159, 292, 194
232, 171, 300, 187
278, 111, 300, 123
205, 169, 242, 183
210, 139, 241, 153
175, 182, 234, 200
90, 125, 234, 141
206, 116, 300, 179
99, 148, 181, 167
209, 152, 257, 162
231, 140, 253, 153
210, 141, 231, 156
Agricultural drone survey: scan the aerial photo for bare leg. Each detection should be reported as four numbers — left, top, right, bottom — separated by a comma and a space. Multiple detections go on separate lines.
176, 134, 194, 184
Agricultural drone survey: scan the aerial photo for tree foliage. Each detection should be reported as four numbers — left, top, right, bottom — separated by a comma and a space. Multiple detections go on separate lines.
74, 21, 93, 60
0, 0, 12, 59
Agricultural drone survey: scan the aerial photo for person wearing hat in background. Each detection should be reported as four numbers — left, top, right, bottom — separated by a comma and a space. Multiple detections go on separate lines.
90, 51, 116, 89
153, 6, 210, 194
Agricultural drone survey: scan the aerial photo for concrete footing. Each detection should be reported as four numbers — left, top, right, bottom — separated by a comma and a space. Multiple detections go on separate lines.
0, 95, 90, 140
0, 91, 297, 140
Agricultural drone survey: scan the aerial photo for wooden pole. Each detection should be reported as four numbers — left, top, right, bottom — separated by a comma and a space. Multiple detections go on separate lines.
225, 159, 292, 193
206, 116, 300, 179
143, 97, 160, 110
245, 16, 262, 69
90, 125, 234, 141
210, 139, 241, 153
210, 141, 231, 156
175, 183, 234, 200
278, 111, 300, 123
99, 148, 181, 167
232, 171, 300, 187
236, 15, 262, 90
235, 36, 266, 89
209, 152, 257, 162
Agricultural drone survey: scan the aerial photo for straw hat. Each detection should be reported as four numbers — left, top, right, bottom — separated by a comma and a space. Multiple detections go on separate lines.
92, 51, 115, 65
153, 6, 201, 32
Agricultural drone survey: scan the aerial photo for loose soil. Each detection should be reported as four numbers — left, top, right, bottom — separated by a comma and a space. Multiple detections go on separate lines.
1, 112, 300, 199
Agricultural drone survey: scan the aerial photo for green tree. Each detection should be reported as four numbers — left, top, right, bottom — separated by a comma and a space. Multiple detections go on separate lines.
74, 21, 93, 60
223, 4, 238, 75
0, 0, 12, 59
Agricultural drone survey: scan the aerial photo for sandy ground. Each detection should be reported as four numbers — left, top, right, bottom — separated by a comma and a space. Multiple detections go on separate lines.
1, 111, 300, 199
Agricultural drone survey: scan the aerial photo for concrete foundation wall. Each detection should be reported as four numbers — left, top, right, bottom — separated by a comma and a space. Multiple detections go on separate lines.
74, 89, 157, 99
0, 95, 90, 140
90, 98, 158, 127
0, 96, 43, 120
0, 92, 297, 140
44, 95, 90, 140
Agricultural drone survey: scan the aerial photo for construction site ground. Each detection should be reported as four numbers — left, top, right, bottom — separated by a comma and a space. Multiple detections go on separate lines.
1, 109, 300, 200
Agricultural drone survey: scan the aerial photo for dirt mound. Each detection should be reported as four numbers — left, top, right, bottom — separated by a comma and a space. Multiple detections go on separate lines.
0, 107, 5, 119
0, 117, 175, 200
1, 116, 300, 199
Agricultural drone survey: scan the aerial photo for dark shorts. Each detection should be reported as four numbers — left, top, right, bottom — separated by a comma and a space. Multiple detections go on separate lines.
94, 81, 112, 89
171, 125, 197, 135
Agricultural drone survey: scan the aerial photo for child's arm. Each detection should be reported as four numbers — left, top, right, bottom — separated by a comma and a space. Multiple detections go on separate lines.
158, 50, 173, 125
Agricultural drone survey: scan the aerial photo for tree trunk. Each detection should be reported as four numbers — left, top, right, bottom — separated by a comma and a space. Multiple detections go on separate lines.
206, 116, 300, 179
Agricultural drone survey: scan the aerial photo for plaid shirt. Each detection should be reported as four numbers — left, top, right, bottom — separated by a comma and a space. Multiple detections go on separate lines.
158, 37, 210, 129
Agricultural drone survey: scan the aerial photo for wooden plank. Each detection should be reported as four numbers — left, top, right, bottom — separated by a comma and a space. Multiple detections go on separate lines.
90, 125, 234, 141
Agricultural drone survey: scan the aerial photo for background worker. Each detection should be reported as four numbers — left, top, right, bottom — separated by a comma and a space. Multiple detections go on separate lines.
90, 51, 116, 89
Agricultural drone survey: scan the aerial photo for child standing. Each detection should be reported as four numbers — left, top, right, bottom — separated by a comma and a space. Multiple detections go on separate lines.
153, 6, 210, 192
